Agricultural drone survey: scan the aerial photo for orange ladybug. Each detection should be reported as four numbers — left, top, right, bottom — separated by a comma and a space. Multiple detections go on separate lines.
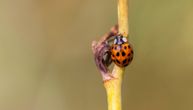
111, 35, 133, 67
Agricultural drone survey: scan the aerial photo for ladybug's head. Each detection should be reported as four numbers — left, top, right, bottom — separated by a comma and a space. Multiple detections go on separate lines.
113, 35, 127, 45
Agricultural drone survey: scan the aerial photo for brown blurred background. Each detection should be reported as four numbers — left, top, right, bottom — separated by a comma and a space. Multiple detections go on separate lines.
0, 0, 193, 110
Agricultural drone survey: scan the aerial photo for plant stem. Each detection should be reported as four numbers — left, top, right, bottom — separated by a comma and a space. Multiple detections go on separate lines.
118, 0, 129, 36
104, 0, 129, 110
104, 66, 124, 110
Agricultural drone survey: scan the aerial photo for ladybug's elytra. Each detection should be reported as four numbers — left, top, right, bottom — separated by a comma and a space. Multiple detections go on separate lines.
111, 35, 133, 67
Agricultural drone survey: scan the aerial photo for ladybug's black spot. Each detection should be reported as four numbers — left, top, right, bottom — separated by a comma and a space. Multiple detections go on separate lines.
111, 47, 114, 49
124, 46, 127, 50
128, 45, 131, 49
112, 54, 115, 58
131, 50, 133, 54
116, 59, 121, 64
123, 59, 127, 64
128, 53, 131, 57
114, 47, 117, 50
122, 51, 126, 56
116, 52, 120, 57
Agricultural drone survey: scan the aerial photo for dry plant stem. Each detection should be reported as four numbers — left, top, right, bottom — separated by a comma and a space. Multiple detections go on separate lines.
104, 0, 129, 110
92, 25, 118, 81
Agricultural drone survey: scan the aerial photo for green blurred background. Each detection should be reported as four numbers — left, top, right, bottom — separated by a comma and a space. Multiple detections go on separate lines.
0, 0, 193, 110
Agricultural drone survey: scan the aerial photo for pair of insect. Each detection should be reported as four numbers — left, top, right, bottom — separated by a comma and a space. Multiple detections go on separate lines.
106, 34, 134, 67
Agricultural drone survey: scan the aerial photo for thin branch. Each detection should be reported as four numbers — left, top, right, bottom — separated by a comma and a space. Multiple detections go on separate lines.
91, 0, 129, 110
118, 0, 129, 36
104, 0, 129, 110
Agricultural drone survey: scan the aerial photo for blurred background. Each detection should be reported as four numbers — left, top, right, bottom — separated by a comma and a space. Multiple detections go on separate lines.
0, 0, 193, 110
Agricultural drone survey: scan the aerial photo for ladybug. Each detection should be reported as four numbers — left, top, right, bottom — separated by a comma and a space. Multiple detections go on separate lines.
111, 35, 134, 67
